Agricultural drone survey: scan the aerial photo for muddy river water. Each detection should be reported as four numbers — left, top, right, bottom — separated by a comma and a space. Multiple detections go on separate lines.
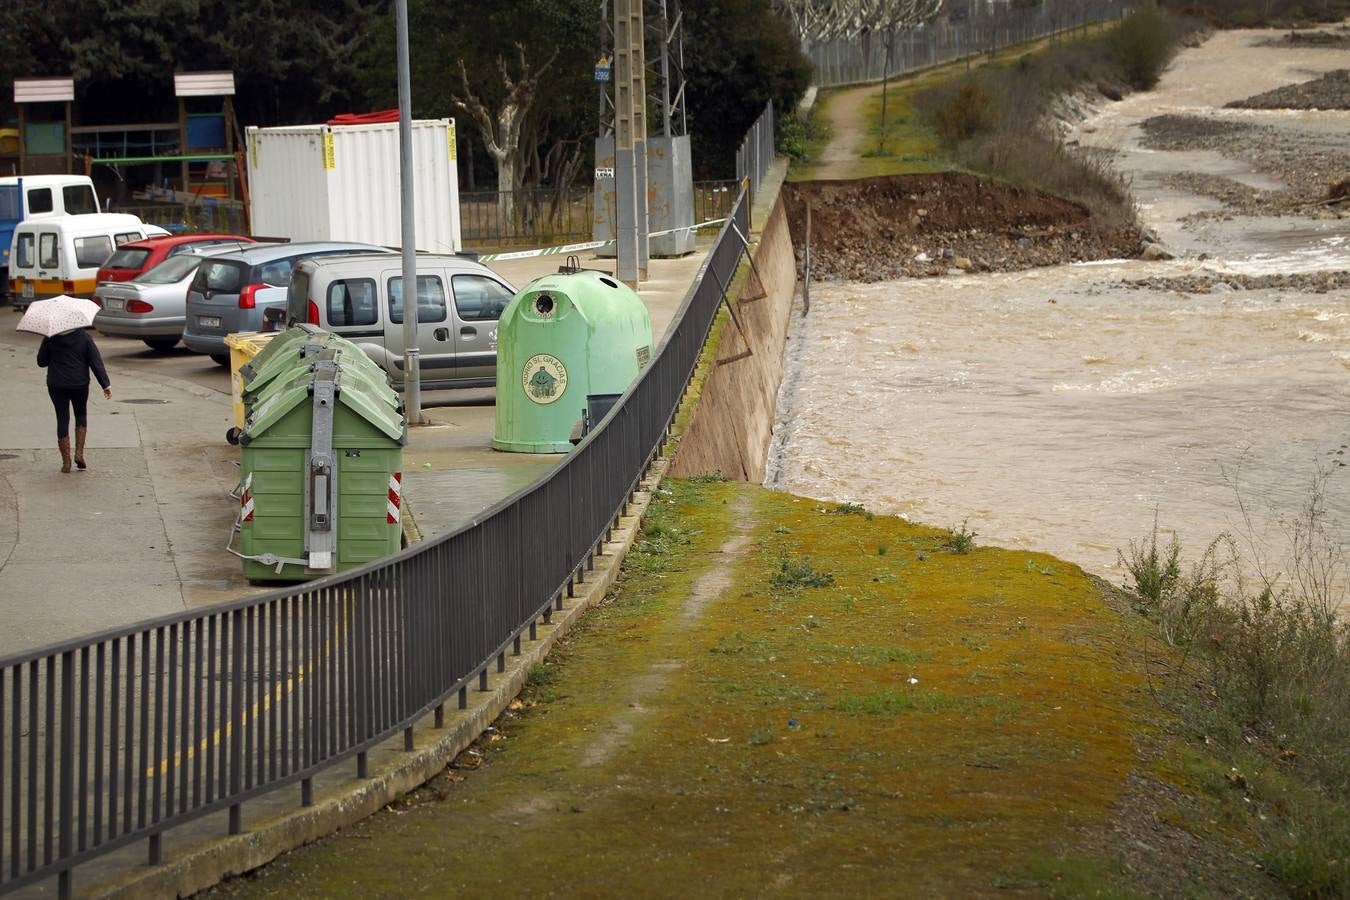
769, 29, 1350, 585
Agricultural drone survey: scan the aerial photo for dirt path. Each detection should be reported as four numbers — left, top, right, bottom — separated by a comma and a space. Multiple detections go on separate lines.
813, 84, 884, 180
809, 30, 1105, 181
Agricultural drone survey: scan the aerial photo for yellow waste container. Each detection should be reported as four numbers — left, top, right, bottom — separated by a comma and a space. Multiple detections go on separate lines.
224, 331, 281, 444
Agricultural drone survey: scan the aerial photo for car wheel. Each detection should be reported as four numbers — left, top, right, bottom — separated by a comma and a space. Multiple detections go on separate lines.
143, 338, 179, 352
210, 353, 231, 367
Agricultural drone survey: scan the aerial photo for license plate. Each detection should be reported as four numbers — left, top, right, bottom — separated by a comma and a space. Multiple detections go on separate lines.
21, 282, 33, 299
105, 297, 125, 311
198, 316, 222, 329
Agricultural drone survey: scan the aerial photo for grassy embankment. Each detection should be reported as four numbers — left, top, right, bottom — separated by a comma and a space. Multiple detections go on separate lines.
222, 475, 1168, 897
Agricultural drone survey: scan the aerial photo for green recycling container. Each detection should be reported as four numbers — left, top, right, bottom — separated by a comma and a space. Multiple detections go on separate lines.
493, 270, 654, 453
236, 358, 406, 583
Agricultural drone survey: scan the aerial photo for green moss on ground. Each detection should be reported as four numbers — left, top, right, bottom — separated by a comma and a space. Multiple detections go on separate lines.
218, 480, 1169, 898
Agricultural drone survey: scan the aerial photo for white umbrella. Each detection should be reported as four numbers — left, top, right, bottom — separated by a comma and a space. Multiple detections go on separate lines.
15, 295, 101, 338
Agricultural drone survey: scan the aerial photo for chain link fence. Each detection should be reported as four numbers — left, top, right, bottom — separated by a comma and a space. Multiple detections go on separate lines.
809, 0, 1130, 88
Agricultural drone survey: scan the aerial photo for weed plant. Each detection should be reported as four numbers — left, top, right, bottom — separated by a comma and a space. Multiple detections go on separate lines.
1120, 470, 1349, 897
772, 556, 836, 589
943, 520, 978, 554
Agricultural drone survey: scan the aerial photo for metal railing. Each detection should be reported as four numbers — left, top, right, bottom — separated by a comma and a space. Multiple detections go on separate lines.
735, 102, 776, 218
0, 189, 750, 898
808, 0, 1129, 88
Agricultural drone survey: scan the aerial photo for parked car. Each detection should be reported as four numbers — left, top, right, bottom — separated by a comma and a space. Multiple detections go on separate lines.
8, 213, 170, 309
96, 233, 255, 285
182, 241, 387, 365
93, 245, 246, 352
285, 253, 516, 389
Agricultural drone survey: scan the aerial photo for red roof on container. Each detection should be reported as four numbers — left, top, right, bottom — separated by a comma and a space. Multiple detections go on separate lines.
326, 110, 400, 126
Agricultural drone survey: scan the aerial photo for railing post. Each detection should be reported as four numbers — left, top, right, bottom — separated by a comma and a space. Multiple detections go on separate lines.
228, 608, 243, 835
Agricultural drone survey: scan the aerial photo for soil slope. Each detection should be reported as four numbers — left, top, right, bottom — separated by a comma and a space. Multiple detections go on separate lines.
783, 173, 1139, 281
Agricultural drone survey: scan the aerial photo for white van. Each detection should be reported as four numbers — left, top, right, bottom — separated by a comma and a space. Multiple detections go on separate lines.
1, 175, 101, 283
9, 214, 167, 309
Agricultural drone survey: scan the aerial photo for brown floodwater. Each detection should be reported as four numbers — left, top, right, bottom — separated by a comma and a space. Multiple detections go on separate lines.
769, 27, 1350, 591
767, 262, 1350, 585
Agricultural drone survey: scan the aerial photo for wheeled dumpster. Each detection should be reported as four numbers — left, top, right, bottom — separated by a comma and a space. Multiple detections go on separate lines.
232, 356, 406, 582
492, 270, 654, 453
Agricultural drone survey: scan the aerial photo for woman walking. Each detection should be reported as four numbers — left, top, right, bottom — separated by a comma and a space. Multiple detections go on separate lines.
37, 329, 112, 473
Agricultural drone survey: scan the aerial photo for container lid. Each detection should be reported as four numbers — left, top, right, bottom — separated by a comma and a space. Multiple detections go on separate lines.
241, 366, 404, 444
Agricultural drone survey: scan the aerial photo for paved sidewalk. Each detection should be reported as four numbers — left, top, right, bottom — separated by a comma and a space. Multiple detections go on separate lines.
0, 336, 249, 657
0, 246, 714, 658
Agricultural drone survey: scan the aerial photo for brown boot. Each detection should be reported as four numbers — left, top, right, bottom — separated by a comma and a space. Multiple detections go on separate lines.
74, 426, 88, 470
58, 438, 72, 474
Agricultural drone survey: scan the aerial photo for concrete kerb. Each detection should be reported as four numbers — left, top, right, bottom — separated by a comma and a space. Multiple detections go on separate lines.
92, 459, 669, 899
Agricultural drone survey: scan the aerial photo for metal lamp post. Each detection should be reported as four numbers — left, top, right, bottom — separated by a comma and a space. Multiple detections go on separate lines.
396, 0, 424, 425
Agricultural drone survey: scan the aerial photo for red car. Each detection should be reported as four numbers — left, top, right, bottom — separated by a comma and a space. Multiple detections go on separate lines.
96, 233, 255, 284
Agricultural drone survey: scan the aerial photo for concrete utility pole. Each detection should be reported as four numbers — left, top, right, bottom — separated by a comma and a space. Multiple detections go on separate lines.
396, 0, 424, 424
614, 0, 647, 287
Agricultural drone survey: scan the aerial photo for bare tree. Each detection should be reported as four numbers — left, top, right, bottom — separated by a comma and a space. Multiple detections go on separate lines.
452, 43, 560, 223
866, 0, 944, 148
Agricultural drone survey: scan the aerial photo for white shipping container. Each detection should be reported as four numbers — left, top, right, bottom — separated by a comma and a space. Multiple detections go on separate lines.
245, 118, 462, 252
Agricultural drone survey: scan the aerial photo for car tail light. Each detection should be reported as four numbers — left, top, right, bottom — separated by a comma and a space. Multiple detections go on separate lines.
307, 300, 320, 325
91, 296, 103, 308
127, 299, 154, 314
238, 283, 264, 309
63, 280, 75, 293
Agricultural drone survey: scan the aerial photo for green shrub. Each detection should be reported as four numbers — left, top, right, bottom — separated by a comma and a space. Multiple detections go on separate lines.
1119, 514, 1181, 612
1120, 479, 1349, 898
933, 80, 997, 149
943, 520, 978, 554
1109, 6, 1175, 89
777, 108, 830, 163
771, 556, 835, 589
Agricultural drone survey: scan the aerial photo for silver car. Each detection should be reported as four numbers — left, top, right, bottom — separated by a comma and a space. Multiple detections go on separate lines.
92, 245, 249, 352
182, 241, 388, 365
287, 253, 515, 389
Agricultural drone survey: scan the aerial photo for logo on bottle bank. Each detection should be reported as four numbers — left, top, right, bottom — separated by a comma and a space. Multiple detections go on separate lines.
523, 354, 568, 404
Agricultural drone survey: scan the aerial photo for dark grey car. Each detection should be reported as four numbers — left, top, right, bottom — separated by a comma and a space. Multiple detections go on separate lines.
182, 241, 388, 364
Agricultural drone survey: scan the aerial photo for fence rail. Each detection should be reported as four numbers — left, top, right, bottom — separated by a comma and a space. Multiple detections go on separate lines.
808, 0, 1129, 88
735, 102, 776, 218
0, 187, 751, 897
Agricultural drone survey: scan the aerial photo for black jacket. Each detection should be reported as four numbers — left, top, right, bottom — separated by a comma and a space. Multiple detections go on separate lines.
36, 330, 111, 390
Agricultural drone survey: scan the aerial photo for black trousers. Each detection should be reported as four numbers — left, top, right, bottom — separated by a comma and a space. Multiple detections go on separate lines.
48, 384, 89, 440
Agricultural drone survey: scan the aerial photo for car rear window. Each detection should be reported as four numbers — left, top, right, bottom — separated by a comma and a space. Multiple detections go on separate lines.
75, 236, 114, 268
15, 233, 34, 268
140, 254, 204, 284
103, 248, 152, 270
254, 259, 295, 287
39, 233, 59, 268
195, 259, 245, 293
327, 278, 379, 327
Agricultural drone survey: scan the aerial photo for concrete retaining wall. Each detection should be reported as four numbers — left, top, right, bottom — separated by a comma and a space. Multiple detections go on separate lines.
669, 197, 796, 482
